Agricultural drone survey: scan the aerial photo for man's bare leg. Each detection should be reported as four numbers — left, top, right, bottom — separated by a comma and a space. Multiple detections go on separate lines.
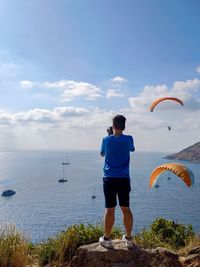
104, 207, 115, 238
121, 206, 133, 238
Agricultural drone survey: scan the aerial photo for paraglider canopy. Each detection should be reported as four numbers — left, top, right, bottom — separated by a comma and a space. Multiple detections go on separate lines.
149, 163, 195, 188
149, 97, 183, 112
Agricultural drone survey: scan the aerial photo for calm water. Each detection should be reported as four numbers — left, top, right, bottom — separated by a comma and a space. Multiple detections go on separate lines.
0, 151, 199, 243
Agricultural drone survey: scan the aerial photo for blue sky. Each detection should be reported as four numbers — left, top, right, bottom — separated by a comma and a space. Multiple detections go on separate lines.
0, 0, 200, 151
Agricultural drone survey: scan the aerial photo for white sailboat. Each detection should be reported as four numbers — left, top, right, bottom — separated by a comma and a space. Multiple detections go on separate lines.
58, 157, 70, 183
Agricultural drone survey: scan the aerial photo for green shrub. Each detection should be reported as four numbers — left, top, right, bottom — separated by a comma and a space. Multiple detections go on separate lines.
38, 223, 122, 265
38, 238, 58, 266
134, 217, 194, 250
150, 217, 194, 248
134, 228, 170, 249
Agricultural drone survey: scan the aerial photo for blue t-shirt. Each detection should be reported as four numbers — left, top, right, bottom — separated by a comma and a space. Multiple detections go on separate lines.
100, 134, 135, 178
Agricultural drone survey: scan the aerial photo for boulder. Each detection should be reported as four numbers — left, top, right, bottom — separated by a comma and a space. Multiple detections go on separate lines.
178, 246, 200, 267
189, 247, 200, 256
69, 239, 182, 267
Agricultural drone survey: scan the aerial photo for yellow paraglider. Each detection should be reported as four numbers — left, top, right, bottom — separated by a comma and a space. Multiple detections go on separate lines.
149, 97, 183, 112
149, 163, 195, 188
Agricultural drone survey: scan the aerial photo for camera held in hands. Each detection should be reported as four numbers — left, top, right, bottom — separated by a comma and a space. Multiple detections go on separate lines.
107, 126, 113, 135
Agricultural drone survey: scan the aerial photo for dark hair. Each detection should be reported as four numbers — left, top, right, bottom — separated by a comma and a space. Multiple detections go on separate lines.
112, 115, 126, 130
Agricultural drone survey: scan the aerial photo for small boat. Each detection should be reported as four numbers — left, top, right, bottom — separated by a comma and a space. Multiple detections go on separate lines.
2, 189, 16, 197
58, 158, 70, 183
61, 155, 70, 165
58, 178, 67, 183
155, 184, 160, 188
91, 187, 96, 199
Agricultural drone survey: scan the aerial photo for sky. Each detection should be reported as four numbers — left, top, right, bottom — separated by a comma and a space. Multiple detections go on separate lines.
0, 0, 200, 152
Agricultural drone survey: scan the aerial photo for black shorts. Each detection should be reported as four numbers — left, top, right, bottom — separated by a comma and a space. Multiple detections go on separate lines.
103, 177, 131, 208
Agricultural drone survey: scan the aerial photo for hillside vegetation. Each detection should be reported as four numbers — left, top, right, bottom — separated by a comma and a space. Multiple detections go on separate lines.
0, 218, 200, 266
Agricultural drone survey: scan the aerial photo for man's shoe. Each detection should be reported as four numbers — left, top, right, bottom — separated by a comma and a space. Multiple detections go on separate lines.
99, 236, 113, 249
122, 234, 133, 249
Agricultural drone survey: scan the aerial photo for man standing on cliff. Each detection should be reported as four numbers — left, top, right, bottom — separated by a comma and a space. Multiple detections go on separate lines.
99, 114, 135, 249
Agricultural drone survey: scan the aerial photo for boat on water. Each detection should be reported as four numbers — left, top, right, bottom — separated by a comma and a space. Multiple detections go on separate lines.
58, 178, 68, 183
91, 187, 96, 199
2, 189, 16, 197
61, 155, 70, 166
58, 158, 70, 183
155, 184, 160, 188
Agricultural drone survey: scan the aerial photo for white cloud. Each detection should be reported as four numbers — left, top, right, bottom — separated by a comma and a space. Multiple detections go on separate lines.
1, 65, 200, 152
106, 89, 125, 98
0, 101, 200, 152
111, 76, 127, 83
60, 81, 102, 101
196, 65, 200, 74
129, 84, 168, 111
0, 107, 114, 150
20, 80, 102, 101
0, 110, 13, 125
129, 79, 200, 113
172, 78, 200, 92
20, 80, 35, 88
0, 106, 89, 125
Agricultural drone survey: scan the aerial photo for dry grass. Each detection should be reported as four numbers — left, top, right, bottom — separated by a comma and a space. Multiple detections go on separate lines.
0, 224, 29, 267
178, 235, 200, 256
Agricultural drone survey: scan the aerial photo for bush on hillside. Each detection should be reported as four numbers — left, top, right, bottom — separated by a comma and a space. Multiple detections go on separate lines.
134, 217, 194, 249
38, 223, 122, 265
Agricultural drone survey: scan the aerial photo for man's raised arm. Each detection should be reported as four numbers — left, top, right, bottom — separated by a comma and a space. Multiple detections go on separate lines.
100, 138, 105, 157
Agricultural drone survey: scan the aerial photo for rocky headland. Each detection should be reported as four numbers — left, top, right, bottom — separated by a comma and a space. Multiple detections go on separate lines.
165, 142, 200, 163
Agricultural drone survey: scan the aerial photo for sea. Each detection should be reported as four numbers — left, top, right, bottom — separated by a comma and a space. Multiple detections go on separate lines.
0, 151, 199, 243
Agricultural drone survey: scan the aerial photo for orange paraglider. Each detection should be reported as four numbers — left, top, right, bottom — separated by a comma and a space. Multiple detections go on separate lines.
149, 97, 183, 112
149, 163, 195, 188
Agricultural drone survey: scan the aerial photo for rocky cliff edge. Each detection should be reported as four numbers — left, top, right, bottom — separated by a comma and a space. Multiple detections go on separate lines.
69, 240, 200, 267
